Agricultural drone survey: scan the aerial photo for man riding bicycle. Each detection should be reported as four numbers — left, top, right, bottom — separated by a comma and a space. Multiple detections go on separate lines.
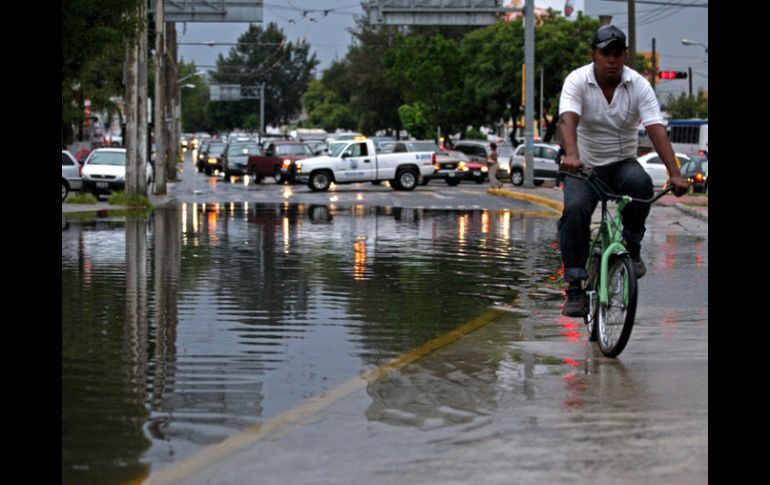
558, 25, 689, 318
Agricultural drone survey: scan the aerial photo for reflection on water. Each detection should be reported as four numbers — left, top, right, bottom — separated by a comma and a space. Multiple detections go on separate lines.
61, 203, 560, 483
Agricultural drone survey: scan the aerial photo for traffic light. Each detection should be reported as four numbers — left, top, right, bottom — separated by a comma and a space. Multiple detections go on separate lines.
658, 71, 688, 80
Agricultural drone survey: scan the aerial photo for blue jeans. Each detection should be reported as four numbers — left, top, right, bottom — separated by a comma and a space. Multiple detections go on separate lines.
558, 158, 654, 283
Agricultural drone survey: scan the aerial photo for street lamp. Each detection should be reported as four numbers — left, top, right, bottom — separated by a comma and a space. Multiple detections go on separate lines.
681, 38, 708, 54
177, 70, 206, 84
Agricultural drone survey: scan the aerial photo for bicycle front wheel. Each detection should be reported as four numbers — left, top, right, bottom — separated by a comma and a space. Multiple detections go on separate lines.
583, 253, 600, 342
597, 255, 637, 358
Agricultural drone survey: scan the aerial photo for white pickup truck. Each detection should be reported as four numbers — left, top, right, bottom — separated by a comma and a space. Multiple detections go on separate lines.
294, 138, 435, 192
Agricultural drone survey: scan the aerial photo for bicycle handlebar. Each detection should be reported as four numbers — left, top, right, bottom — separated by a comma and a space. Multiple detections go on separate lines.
560, 168, 674, 204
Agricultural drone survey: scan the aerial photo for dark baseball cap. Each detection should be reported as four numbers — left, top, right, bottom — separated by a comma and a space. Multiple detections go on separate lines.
592, 25, 627, 50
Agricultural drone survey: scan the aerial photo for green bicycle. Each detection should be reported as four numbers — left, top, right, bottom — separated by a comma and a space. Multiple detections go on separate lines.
565, 169, 674, 358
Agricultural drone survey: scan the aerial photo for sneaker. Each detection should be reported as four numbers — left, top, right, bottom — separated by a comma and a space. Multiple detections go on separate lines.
562, 283, 587, 317
630, 252, 646, 278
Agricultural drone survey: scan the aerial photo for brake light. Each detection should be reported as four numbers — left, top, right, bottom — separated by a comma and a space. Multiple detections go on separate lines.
694, 172, 705, 183
432, 153, 436, 164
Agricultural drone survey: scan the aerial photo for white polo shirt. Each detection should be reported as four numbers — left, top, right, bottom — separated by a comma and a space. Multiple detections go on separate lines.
559, 63, 664, 167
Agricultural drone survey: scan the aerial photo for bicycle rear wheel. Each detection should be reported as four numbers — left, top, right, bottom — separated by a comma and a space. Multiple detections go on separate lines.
597, 255, 637, 358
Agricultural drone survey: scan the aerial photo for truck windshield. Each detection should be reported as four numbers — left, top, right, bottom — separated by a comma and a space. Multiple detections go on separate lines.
408, 142, 438, 153
328, 142, 347, 157
276, 144, 313, 156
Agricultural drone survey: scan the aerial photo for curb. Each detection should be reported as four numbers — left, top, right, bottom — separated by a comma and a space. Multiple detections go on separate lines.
487, 188, 564, 214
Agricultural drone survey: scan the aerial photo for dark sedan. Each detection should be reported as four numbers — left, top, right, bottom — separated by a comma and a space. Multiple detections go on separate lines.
199, 142, 227, 175
680, 155, 708, 193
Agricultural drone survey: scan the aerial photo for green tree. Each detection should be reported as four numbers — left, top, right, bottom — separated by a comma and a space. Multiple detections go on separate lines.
459, 11, 600, 140
178, 61, 213, 133
62, 0, 143, 144
385, 34, 471, 139
302, 78, 356, 132
398, 103, 433, 139
210, 23, 319, 130
663, 92, 708, 119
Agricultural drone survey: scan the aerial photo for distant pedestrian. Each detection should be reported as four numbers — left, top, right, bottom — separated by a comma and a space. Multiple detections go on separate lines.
555, 146, 565, 190
488, 142, 503, 189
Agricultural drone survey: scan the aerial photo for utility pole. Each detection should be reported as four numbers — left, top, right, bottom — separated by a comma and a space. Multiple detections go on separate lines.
260, 83, 265, 143
627, 0, 636, 69
539, 66, 544, 138
651, 37, 656, 93
154, 0, 166, 195
165, 22, 177, 182
523, 0, 535, 187
688, 67, 693, 97
125, 0, 148, 197
138, 3, 148, 197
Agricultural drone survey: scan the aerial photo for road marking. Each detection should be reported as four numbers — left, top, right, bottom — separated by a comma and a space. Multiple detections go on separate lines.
488, 189, 563, 214
144, 306, 512, 484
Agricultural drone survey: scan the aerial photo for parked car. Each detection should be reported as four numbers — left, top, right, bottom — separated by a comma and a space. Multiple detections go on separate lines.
222, 141, 261, 178
62, 150, 82, 202
199, 141, 228, 175
247, 141, 314, 184
637, 151, 691, 188
679, 154, 708, 194
509, 143, 561, 186
81, 148, 154, 199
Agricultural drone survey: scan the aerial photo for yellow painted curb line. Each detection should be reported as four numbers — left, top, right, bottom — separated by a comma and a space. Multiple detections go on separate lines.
487, 188, 564, 214
144, 308, 510, 484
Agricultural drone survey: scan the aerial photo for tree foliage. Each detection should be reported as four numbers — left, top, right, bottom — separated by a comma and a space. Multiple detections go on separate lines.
663, 92, 708, 119
61, 0, 143, 142
209, 23, 319, 130
315, 10, 603, 140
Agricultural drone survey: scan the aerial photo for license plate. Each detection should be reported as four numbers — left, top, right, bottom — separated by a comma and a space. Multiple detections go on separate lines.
473, 172, 481, 176
96, 182, 109, 189
448, 173, 456, 177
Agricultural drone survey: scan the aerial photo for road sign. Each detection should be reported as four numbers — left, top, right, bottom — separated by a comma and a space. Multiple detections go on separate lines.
365, 0, 509, 26
157, 1, 263, 23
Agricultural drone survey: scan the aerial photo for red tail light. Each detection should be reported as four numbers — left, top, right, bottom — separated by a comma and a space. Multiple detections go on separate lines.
432, 153, 436, 164
694, 172, 705, 183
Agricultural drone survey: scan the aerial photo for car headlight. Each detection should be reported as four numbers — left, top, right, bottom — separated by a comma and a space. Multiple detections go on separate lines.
295, 162, 302, 172
282, 159, 292, 169
481, 166, 489, 173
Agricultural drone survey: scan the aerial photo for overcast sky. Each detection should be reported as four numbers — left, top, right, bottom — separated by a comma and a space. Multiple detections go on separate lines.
176, 1, 707, 98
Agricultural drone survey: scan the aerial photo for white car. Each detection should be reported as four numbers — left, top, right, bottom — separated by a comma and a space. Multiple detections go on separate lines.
509, 143, 561, 186
62, 150, 82, 202
81, 148, 154, 199
637, 151, 691, 188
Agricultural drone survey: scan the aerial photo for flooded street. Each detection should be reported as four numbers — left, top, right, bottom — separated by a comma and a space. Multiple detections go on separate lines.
62, 157, 707, 484
63, 201, 569, 484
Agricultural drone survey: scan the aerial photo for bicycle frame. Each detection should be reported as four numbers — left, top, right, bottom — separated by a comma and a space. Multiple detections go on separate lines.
588, 195, 633, 306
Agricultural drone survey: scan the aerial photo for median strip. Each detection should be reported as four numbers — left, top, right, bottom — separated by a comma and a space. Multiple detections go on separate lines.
487, 188, 564, 214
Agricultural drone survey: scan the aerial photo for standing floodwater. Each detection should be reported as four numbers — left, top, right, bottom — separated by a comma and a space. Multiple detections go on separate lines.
62, 203, 561, 484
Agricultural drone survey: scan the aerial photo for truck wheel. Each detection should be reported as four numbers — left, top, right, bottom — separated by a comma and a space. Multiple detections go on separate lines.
309, 171, 332, 192
395, 168, 419, 191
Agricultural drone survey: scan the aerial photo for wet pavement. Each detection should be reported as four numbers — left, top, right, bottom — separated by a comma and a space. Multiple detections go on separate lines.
62, 154, 707, 484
